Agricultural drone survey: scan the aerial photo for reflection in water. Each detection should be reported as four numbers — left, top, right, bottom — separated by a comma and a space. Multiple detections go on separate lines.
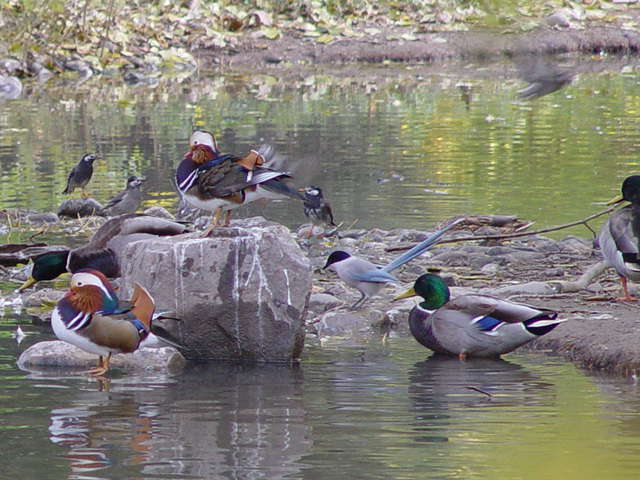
46, 364, 310, 479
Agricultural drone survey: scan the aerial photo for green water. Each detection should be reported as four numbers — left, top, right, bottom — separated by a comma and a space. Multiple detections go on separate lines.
2, 59, 639, 236
2, 57, 640, 479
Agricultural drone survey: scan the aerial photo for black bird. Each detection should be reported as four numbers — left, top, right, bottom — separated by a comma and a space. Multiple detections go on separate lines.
300, 185, 336, 229
100, 175, 146, 216
62, 153, 98, 197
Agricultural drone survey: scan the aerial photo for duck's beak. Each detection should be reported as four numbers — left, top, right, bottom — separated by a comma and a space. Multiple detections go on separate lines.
17, 276, 37, 292
606, 194, 625, 205
393, 287, 416, 301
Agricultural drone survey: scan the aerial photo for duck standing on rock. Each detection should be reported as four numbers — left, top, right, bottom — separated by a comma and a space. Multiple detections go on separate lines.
18, 214, 188, 291
598, 175, 640, 301
100, 176, 146, 216
394, 273, 566, 359
62, 153, 98, 198
176, 130, 302, 235
324, 218, 463, 309
52, 269, 180, 376
299, 185, 336, 235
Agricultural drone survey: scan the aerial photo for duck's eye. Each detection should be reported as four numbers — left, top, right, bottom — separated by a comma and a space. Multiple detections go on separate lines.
77, 281, 83, 286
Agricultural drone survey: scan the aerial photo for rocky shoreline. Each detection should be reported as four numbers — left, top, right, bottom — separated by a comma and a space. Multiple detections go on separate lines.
7, 212, 640, 377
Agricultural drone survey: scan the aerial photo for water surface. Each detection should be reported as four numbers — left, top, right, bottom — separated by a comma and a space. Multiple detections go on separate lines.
2, 57, 640, 479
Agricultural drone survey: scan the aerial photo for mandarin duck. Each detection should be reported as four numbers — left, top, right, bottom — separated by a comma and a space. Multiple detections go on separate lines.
52, 269, 180, 376
300, 185, 336, 231
19, 214, 188, 291
323, 219, 463, 309
100, 176, 146, 216
598, 175, 640, 301
176, 130, 301, 235
394, 273, 566, 359
62, 153, 98, 198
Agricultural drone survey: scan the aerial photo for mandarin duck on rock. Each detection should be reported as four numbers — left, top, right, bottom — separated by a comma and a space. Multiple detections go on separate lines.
52, 270, 181, 376
62, 153, 98, 198
394, 273, 566, 359
598, 175, 640, 301
176, 130, 302, 235
100, 176, 146, 216
19, 214, 188, 291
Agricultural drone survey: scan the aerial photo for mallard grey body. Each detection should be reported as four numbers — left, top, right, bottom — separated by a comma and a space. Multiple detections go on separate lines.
597, 175, 640, 300
598, 207, 640, 282
396, 274, 565, 358
408, 295, 561, 357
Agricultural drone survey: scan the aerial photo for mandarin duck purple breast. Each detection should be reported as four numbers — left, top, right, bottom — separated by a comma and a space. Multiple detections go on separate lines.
52, 269, 179, 376
176, 130, 302, 235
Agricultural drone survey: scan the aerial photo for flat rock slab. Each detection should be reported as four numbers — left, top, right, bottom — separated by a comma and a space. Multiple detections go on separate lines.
523, 297, 640, 376
120, 217, 312, 363
18, 340, 186, 374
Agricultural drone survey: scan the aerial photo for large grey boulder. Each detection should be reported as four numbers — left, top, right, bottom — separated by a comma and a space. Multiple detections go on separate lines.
119, 217, 312, 363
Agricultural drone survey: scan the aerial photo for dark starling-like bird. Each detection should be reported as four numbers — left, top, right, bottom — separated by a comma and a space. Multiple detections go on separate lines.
300, 185, 336, 228
62, 153, 98, 197
100, 175, 146, 216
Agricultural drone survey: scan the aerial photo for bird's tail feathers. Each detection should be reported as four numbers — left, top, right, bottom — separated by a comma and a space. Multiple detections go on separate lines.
383, 218, 464, 272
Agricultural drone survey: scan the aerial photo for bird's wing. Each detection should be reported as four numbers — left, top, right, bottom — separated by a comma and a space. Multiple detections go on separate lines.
606, 207, 640, 255
101, 190, 127, 211
351, 269, 399, 283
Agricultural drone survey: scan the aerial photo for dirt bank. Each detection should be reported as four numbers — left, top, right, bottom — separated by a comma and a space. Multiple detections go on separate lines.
196, 24, 640, 68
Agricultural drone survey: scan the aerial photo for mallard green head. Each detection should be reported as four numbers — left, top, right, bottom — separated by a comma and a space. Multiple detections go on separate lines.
622, 175, 640, 204
394, 273, 450, 310
18, 250, 70, 291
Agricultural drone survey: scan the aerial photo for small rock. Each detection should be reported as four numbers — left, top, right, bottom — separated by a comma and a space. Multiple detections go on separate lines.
469, 254, 500, 269
21, 288, 65, 307
546, 12, 570, 28
315, 311, 371, 336
58, 198, 104, 218
558, 236, 593, 255
339, 229, 368, 239
480, 263, 500, 276
431, 250, 470, 267
308, 293, 342, 313
18, 341, 186, 374
26, 212, 59, 225
143, 206, 175, 219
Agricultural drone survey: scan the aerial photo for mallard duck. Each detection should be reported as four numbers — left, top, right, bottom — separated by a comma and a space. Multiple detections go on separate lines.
394, 273, 566, 359
18, 214, 188, 291
100, 176, 146, 216
176, 130, 301, 235
598, 175, 640, 301
62, 153, 98, 198
52, 269, 180, 376
323, 219, 462, 309
300, 185, 336, 229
